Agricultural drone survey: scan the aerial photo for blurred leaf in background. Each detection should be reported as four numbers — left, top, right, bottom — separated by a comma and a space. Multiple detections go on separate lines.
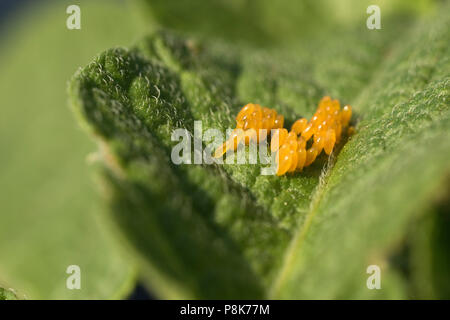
137, 0, 437, 46
409, 188, 450, 299
0, 287, 17, 300
0, 0, 150, 299
70, 0, 449, 299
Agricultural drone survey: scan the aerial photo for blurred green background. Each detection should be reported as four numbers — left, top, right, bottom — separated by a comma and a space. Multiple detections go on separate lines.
0, 0, 146, 299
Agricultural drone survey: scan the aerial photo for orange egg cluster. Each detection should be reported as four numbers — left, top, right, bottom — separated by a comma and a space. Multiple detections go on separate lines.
271, 96, 352, 176
213, 97, 353, 176
214, 103, 284, 158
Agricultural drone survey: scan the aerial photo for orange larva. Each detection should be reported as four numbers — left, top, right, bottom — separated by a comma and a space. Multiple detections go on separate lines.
273, 96, 353, 175
273, 129, 307, 176
296, 147, 306, 170
341, 105, 352, 127
291, 118, 308, 135
276, 144, 292, 176
214, 103, 283, 158
297, 136, 307, 149
301, 123, 315, 141
304, 147, 318, 167
323, 129, 336, 155
213, 129, 244, 158
270, 128, 288, 152
273, 114, 285, 129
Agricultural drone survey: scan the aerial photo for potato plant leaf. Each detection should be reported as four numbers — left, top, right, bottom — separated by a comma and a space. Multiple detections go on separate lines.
69, 4, 449, 299
0, 287, 17, 300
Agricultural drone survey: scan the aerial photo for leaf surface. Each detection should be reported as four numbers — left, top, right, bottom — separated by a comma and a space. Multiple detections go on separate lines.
70, 3, 450, 298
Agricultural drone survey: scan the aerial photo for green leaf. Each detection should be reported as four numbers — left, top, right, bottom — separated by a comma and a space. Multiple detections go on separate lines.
408, 189, 450, 299
0, 287, 17, 300
0, 0, 144, 299
69, 3, 449, 298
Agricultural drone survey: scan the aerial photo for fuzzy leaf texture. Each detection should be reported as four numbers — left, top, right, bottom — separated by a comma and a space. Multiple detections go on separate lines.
69, 4, 450, 299
0, 287, 17, 300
